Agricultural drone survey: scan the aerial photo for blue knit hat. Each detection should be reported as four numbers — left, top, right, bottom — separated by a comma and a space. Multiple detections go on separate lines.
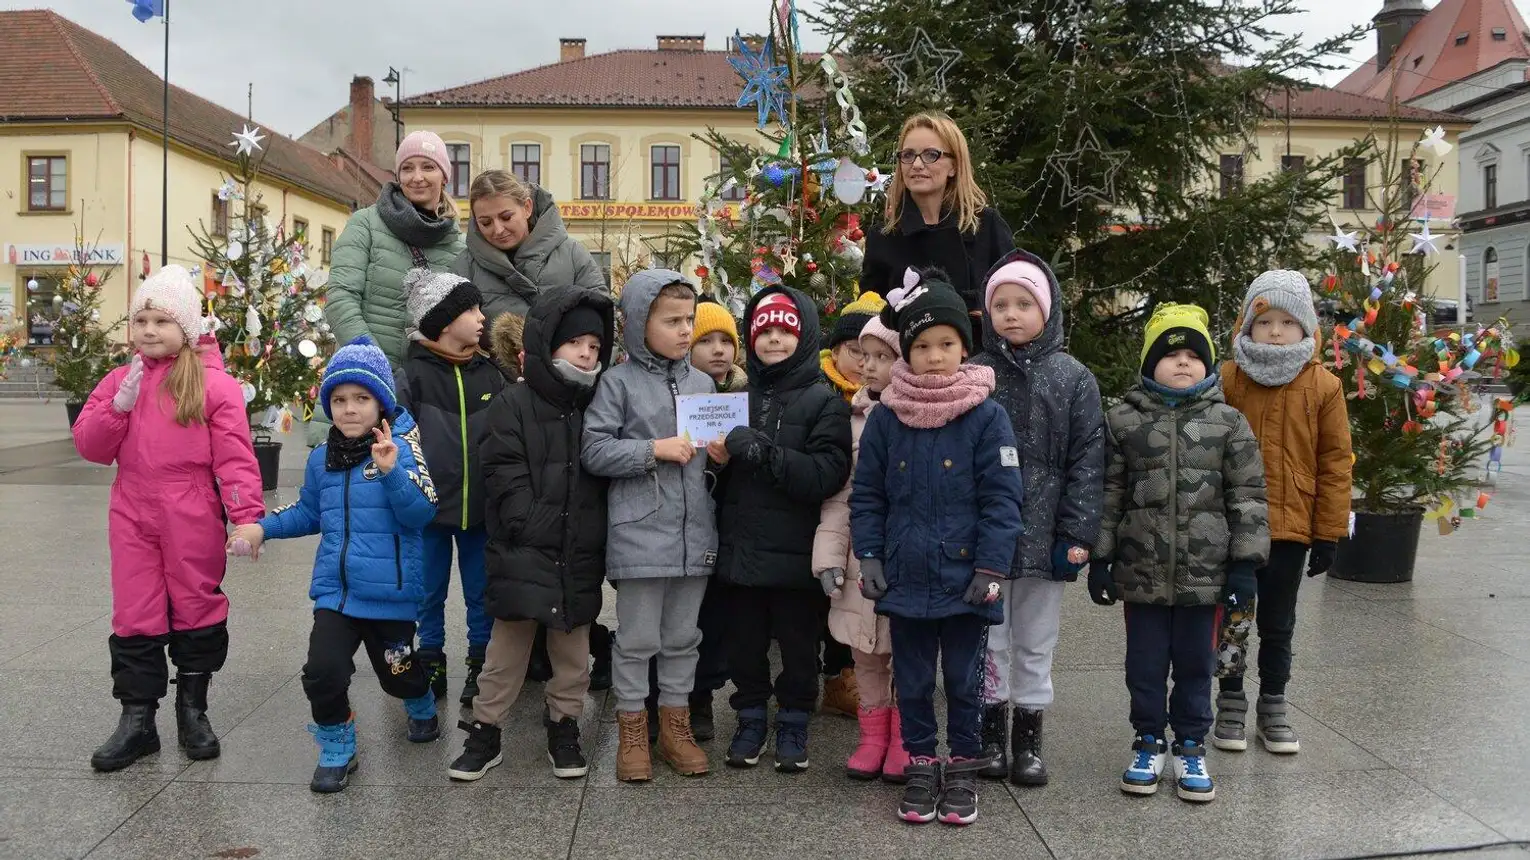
319, 335, 398, 420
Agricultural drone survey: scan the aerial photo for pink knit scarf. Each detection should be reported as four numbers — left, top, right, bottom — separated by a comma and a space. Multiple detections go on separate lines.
881, 360, 995, 429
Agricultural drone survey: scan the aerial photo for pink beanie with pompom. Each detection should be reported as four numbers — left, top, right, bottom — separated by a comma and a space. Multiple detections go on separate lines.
984, 260, 1052, 321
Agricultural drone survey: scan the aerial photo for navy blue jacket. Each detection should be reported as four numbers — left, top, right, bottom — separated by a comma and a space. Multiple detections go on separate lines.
260, 409, 439, 621
850, 397, 1023, 623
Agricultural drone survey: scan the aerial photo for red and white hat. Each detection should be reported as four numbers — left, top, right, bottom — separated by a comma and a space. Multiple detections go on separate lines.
750, 291, 802, 344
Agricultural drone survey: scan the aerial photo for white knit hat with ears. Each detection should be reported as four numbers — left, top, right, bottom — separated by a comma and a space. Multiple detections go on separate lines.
130, 264, 205, 341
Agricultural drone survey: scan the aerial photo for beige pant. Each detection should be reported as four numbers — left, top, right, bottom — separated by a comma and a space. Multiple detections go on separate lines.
472, 619, 591, 725
853, 647, 894, 709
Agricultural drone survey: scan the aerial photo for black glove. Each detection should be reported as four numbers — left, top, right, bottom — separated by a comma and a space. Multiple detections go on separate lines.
1088, 561, 1118, 606
858, 558, 888, 600
1223, 561, 1257, 608
1307, 540, 1337, 578
725, 426, 774, 466
1050, 540, 1088, 582
962, 570, 1005, 606
819, 568, 845, 598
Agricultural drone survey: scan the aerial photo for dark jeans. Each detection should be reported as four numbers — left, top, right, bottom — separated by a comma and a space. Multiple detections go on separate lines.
723, 584, 825, 713
821, 627, 853, 676
1124, 603, 1219, 744
302, 609, 431, 725
645, 578, 728, 708
889, 613, 988, 759
109, 622, 229, 704
1221, 539, 1307, 697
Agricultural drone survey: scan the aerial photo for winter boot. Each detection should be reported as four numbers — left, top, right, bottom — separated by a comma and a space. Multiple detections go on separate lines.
657, 705, 709, 776
419, 648, 448, 700
977, 702, 1008, 779
447, 719, 502, 782
1257, 694, 1301, 754
404, 694, 439, 743
526, 628, 553, 683
588, 624, 613, 692
1009, 708, 1048, 786
1172, 739, 1215, 802
1213, 690, 1248, 751
546, 714, 588, 778
91, 703, 160, 772
688, 690, 715, 742
882, 706, 912, 783
308, 718, 358, 793
820, 667, 860, 717
726, 706, 768, 768
1120, 734, 1168, 796
172, 672, 220, 760
937, 757, 983, 826
459, 656, 484, 706
615, 710, 652, 782
846, 706, 891, 780
898, 756, 941, 823
774, 708, 810, 773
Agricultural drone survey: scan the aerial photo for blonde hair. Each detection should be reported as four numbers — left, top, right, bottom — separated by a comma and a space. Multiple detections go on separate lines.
468, 169, 533, 212
164, 343, 207, 427
884, 111, 987, 235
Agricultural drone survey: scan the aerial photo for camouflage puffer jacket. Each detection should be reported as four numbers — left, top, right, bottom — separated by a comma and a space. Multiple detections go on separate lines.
1095, 379, 1270, 606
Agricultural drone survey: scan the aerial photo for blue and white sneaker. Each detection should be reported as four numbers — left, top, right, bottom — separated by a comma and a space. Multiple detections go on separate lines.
1120, 734, 1168, 795
1172, 740, 1215, 802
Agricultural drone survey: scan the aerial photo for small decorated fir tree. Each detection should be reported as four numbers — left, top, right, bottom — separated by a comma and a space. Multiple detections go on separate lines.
42, 234, 129, 404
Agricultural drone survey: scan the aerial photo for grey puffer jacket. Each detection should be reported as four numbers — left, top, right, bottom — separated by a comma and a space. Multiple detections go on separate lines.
580, 270, 717, 580
452, 185, 608, 320
971, 249, 1105, 581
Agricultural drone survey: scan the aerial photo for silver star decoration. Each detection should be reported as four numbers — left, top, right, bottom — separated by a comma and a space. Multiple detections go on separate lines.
230, 124, 266, 156
884, 28, 963, 97
1408, 221, 1440, 256
1327, 226, 1360, 253
1047, 127, 1128, 205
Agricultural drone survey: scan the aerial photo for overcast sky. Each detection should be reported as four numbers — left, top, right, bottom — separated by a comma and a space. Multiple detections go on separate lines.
10, 0, 1397, 139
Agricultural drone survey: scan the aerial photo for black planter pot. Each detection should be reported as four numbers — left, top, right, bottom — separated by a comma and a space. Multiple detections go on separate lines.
66, 402, 85, 428
252, 440, 282, 492
1331, 507, 1424, 583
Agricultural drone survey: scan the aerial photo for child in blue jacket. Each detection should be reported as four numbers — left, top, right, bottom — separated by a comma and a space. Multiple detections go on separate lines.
850, 268, 1023, 827
228, 337, 441, 794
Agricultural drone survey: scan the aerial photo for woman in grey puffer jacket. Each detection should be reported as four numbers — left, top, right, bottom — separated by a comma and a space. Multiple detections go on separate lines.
969, 248, 1106, 786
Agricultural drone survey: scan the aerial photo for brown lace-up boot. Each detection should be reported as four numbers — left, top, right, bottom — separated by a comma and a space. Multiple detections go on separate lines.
615, 710, 652, 782
657, 705, 709, 776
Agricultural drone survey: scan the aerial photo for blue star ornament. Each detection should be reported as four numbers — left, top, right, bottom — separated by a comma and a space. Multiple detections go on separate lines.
729, 32, 790, 129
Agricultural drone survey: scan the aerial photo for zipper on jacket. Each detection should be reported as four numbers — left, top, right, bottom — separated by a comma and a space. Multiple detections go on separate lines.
667, 372, 688, 574
338, 469, 353, 611
454, 365, 469, 531
394, 534, 404, 590
1168, 412, 1179, 597
562, 412, 577, 627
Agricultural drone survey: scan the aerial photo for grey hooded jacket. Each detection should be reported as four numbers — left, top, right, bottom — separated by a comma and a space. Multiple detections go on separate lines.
451, 185, 608, 321
580, 270, 717, 580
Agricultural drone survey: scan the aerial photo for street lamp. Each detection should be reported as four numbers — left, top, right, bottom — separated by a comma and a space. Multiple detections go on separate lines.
383, 67, 405, 151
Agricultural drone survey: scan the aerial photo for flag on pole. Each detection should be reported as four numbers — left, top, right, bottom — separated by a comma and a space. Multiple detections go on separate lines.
127, 0, 164, 23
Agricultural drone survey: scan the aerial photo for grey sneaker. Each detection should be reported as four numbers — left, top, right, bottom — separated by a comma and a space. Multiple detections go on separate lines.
1212, 691, 1248, 751
1256, 694, 1300, 754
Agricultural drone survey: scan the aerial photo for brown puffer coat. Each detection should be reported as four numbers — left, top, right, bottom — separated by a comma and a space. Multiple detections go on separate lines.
1220, 353, 1352, 545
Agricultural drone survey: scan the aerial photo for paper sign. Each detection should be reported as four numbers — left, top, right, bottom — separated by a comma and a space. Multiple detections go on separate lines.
676, 393, 749, 447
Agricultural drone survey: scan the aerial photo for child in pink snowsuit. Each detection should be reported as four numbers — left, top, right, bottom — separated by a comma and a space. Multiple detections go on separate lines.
72, 264, 264, 773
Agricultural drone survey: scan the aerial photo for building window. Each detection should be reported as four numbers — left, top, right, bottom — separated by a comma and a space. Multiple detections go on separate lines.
1280, 155, 1306, 174
447, 144, 471, 198
1342, 158, 1367, 209
1484, 247, 1500, 302
511, 144, 541, 186
211, 194, 230, 238
1484, 163, 1498, 210
719, 154, 748, 201
1493, 27, 1508, 41
652, 145, 682, 200
292, 217, 310, 260
1218, 154, 1243, 198
250, 203, 269, 231
26, 155, 68, 211
581, 144, 611, 200
23, 272, 60, 344
321, 227, 335, 266
590, 250, 613, 286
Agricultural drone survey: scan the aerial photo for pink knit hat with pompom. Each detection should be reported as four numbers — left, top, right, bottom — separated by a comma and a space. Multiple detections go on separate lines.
984, 259, 1052, 321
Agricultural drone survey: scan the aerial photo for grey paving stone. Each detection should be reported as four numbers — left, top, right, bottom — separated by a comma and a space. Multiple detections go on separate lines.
0, 777, 167, 860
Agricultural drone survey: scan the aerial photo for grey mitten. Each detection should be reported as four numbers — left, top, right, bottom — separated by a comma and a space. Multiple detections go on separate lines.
858, 558, 888, 600
819, 568, 845, 598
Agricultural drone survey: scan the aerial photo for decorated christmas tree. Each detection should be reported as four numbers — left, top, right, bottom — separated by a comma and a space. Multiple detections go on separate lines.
187, 124, 334, 435
39, 233, 129, 404
667, 1, 883, 319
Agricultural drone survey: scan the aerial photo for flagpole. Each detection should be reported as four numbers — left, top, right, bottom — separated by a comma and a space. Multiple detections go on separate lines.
160, 0, 169, 266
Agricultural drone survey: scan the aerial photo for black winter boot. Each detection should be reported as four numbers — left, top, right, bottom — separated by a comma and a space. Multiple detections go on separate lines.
460, 656, 483, 706
977, 703, 1008, 779
91, 703, 161, 772
688, 690, 715, 742
173, 673, 220, 760
527, 626, 553, 683
588, 624, 613, 692
1009, 708, 1048, 786
419, 649, 448, 700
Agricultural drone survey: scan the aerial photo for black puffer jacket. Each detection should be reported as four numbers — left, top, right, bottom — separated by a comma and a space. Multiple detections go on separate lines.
715, 286, 853, 590
479, 286, 613, 629
395, 343, 504, 530
970, 248, 1105, 581
862, 191, 1015, 316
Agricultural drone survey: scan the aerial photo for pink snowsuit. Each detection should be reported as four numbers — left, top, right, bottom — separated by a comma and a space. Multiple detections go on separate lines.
73, 337, 265, 637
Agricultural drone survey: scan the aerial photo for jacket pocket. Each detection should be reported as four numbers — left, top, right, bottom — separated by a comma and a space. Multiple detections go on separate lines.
610, 473, 660, 526
939, 538, 977, 593
394, 535, 403, 590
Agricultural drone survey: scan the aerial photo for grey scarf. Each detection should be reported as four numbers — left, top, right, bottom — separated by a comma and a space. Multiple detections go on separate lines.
1233, 334, 1314, 387
376, 182, 455, 248
552, 358, 602, 390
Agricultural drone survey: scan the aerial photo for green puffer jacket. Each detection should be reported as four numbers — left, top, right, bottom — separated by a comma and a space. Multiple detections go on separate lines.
1096, 379, 1270, 606
324, 205, 465, 367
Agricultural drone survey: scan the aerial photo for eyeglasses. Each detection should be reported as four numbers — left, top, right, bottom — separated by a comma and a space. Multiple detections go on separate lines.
896, 148, 950, 165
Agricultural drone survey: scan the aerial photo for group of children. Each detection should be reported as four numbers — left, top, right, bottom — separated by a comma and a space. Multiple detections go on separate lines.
74, 249, 1351, 824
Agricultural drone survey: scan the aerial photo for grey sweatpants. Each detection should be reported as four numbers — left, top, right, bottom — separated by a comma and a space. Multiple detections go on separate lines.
983, 578, 1066, 708
611, 576, 709, 713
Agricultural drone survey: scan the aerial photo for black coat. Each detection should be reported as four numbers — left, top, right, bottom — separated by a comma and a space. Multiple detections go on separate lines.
715, 287, 853, 590
479, 286, 613, 629
861, 192, 1015, 316
395, 343, 505, 530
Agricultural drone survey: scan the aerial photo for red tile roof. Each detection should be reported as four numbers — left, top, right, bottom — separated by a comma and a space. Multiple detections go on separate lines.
1271, 85, 1468, 122
406, 48, 756, 109
1337, 0, 1530, 103
0, 10, 362, 207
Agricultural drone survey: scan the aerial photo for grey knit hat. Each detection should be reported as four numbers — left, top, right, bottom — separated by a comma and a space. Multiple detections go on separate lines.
405, 268, 482, 341
1241, 270, 1319, 337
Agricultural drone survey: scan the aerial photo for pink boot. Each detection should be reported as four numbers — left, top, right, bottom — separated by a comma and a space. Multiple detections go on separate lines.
846, 706, 891, 780
882, 706, 912, 784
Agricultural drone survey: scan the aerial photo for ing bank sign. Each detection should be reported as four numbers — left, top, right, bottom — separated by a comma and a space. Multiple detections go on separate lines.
6, 243, 126, 267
